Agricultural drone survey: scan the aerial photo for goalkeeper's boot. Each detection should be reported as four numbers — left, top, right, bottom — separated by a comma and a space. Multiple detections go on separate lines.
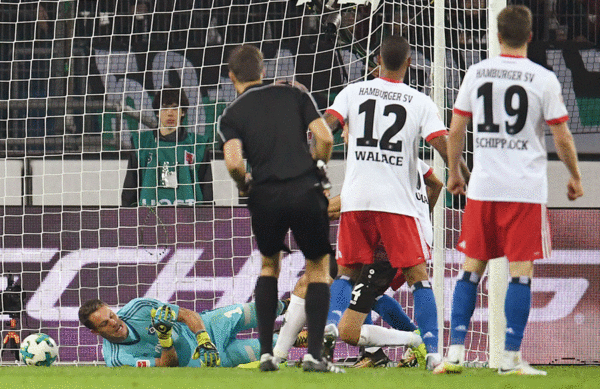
259, 353, 279, 372
353, 348, 390, 368
302, 353, 345, 373
498, 351, 547, 376
398, 348, 417, 368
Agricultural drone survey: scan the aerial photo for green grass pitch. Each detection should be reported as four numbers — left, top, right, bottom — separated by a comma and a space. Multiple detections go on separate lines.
1, 365, 599, 389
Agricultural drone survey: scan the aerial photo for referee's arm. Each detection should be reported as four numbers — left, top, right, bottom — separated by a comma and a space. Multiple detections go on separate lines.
223, 138, 250, 194
308, 117, 334, 163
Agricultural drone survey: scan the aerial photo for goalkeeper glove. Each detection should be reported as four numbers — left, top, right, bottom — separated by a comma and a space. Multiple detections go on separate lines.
150, 305, 177, 348
192, 330, 220, 367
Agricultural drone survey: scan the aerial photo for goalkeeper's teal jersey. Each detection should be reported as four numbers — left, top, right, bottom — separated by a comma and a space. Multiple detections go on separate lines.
102, 298, 267, 367
102, 298, 201, 367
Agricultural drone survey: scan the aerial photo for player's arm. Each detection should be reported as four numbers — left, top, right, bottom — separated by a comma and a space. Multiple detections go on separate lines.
308, 117, 334, 163
327, 194, 341, 221
177, 307, 206, 333
424, 171, 443, 214
177, 307, 220, 367
155, 345, 179, 367
223, 139, 252, 196
323, 111, 342, 134
150, 305, 179, 367
428, 132, 471, 186
442, 113, 472, 196
550, 121, 583, 200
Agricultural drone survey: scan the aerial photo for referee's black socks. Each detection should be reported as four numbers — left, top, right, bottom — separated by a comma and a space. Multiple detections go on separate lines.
305, 282, 330, 360
255, 276, 278, 356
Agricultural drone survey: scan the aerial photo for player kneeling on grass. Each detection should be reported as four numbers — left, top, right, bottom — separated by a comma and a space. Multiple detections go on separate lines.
79, 297, 288, 367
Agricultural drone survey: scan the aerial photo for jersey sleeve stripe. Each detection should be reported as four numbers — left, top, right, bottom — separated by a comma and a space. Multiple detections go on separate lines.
325, 109, 345, 128
425, 129, 449, 142
546, 115, 569, 125
423, 168, 434, 179
452, 108, 472, 117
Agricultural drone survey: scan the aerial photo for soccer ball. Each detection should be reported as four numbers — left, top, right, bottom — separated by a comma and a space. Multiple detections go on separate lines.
19, 333, 58, 366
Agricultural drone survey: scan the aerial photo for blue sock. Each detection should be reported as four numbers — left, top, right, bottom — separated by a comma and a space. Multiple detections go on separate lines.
372, 294, 417, 332
504, 277, 531, 352
449, 271, 479, 345
326, 276, 353, 326
364, 312, 373, 325
412, 281, 438, 353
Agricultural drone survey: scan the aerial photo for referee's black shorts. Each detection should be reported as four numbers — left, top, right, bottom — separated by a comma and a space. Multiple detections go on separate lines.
247, 174, 332, 260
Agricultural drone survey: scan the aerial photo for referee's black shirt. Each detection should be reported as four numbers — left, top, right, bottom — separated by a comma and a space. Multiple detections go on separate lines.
218, 83, 321, 185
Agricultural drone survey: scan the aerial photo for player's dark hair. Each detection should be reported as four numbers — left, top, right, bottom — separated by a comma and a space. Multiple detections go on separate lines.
228, 45, 264, 83
380, 35, 410, 71
79, 299, 106, 330
152, 89, 189, 117
497, 5, 532, 48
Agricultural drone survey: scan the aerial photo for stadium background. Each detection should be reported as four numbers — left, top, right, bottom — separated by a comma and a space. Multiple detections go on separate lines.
0, 0, 598, 366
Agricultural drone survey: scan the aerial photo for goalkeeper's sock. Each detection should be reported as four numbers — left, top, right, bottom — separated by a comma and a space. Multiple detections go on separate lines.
449, 271, 480, 345
326, 276, 353, 326
412, 281, 439, 353
504, 277, 531, 352
273, 294, 306, 361
255, 276, 279, 356
305, 282, 330, 360
373, 294, 418, 332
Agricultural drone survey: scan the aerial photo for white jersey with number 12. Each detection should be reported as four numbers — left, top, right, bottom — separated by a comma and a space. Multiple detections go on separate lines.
327, 77, 447, 218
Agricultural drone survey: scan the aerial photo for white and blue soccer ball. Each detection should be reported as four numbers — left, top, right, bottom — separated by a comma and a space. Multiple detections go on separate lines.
19, 333, 58, 366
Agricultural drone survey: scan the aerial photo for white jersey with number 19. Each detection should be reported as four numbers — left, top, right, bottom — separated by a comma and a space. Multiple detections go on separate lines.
327, 77, 447, 218
453, 55, 569, 204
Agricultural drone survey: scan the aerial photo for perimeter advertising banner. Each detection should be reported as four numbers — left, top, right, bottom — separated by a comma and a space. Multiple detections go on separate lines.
0, 207, 598, 365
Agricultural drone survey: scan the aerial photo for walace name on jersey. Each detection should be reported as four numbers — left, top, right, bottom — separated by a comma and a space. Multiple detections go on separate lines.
475, 68, 536, 83
358, 87, 414, 103
355, 150, 404, 166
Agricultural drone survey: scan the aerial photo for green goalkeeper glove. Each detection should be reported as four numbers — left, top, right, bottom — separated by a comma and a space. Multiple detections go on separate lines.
150, 305, 177, 348
192, 330, 220, 367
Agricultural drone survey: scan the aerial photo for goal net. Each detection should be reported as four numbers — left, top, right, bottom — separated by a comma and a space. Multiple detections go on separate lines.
1, 0, 598, 367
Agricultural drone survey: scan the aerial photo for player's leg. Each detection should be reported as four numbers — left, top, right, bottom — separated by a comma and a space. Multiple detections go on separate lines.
434, 199, 499, 374
372, 294, 418, 332
254, 252, 282, 371
221, 338, 262, 368
338, 262, 422, 348
247, 185, 290, 372
498, 202, 548, 376
328, 211, 378, 339
289, 187, 343, 373
326, 268, 359, 337
400, 263, 440, 369
303, 254, 331, 359
377, 213, 440, 370
273, 276, 308, 363
434, 256, 487, 374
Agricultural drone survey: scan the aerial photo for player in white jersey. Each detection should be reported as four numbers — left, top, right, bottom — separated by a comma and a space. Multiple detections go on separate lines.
435, 5, 583, 376
322, 35, 468, 371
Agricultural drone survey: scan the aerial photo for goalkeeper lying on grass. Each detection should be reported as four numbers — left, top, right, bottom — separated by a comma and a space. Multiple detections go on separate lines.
79, 298, 288, 367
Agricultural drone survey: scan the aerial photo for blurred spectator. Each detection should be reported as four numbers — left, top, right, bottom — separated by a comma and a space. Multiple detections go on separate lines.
121, 89, 212, 206
555, 0, 591, 42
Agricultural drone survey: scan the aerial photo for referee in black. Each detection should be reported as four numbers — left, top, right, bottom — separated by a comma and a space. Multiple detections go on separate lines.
218, 45, 341, 373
